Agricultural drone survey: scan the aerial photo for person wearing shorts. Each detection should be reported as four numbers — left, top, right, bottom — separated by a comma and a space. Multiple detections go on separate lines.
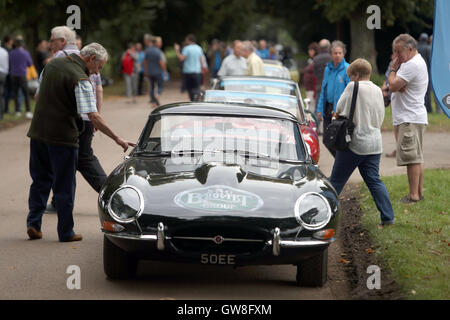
388, 34, 428, 203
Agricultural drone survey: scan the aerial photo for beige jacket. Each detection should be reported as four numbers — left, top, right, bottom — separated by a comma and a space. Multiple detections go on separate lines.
245, 52, 265, 76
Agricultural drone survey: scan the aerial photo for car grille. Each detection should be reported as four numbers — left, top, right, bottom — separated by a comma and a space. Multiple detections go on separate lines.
169, 225, 268, 254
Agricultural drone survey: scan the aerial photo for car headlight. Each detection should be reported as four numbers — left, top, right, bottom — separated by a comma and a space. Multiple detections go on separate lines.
108, 185, 144, 223
294, 192, 332, 230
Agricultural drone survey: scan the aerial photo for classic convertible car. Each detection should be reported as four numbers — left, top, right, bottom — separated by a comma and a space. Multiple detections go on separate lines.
211, 76, 317, 130
203, 90, 320, 164
98, 102, 339, 286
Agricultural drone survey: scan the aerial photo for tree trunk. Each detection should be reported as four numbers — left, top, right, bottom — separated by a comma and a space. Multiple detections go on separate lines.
350, 13, 378, 74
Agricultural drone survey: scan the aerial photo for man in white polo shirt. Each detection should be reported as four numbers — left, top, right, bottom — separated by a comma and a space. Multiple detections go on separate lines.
218, 40, 247, 77
388, 33, 428, 203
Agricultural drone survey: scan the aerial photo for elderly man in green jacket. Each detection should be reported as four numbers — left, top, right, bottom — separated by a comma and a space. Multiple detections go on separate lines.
26, 43, 135, 242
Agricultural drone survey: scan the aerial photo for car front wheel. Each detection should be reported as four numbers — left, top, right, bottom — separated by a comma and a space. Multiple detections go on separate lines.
296, 248, 328, 287
103, 235, 138, 279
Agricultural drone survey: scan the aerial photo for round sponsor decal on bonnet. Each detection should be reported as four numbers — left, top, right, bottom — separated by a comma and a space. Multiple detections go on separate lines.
174, 185, 264, 212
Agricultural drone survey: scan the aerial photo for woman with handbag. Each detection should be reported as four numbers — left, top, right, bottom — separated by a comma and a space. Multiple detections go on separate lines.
329, 59, 395, 228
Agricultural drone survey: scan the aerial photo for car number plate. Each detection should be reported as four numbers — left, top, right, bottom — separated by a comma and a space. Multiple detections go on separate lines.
200, 253, 235, 265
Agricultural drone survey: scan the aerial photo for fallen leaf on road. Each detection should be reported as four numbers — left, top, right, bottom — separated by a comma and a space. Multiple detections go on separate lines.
365, 248, 375, 254
338, 258, 351, 264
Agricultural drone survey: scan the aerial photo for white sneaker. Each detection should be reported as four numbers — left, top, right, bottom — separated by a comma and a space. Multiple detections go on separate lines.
26, 112, 33, 119
16, 112, 22, 117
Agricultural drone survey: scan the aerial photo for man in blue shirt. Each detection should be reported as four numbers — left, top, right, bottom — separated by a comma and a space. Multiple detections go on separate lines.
317, 40, 350, 157
255, 39, 269, 59
174, 34, 205, 101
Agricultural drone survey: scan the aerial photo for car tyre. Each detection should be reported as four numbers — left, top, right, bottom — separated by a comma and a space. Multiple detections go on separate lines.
103, 235, 138, 279
296, 248, 328, 287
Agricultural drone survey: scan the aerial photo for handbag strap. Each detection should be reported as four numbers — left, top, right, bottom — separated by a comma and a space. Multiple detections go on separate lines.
348, 81, 359, 121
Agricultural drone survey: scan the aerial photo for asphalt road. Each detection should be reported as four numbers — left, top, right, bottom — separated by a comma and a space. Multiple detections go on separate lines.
1, 81, 448, 299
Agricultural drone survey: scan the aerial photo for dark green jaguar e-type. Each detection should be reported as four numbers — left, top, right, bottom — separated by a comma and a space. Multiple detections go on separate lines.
98, 102, 339, 286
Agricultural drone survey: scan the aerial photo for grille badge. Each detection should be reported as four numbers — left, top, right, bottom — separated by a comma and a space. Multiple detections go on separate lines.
213, 235, 224, 244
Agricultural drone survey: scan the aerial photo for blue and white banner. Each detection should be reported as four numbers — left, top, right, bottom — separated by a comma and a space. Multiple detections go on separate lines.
431, 0, 450, 118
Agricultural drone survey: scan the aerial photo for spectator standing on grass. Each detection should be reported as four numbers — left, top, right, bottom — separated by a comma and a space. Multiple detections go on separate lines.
174, 34, 204, 102
329, 59, 395, 228
241, 40, 265, 76
303, 42, 319, 114
218, 40, 247, 77
26, 43, 134, 242
0, 41, 8, 120
388, 34, 428, 204
144, 37, 167, 107
417, 33, 432, 113
317, 40, 350, 157
428, 34, 442, 114
9, 36, 33, 119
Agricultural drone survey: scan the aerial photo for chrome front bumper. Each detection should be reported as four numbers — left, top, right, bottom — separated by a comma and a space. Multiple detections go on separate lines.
103, 224, 334, 256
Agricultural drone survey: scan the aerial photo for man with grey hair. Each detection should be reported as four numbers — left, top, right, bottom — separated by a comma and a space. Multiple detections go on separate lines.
26, 42, 135, 242
43, 37, 109, 213
49, 26, 76, 55
218, 40, 247, 76
388, 33, 428, 204
240, 40, 264, 76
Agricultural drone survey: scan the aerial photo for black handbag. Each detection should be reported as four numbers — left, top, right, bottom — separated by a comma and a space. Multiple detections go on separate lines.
323, 81, 359, 152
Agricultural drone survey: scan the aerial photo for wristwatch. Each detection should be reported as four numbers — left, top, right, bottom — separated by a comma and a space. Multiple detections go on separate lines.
390, 69, 397, 73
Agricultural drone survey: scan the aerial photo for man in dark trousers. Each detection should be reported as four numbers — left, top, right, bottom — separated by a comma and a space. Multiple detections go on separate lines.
26, 43, 134, 242
44, 28, 108, 212
313, 39, 332, 134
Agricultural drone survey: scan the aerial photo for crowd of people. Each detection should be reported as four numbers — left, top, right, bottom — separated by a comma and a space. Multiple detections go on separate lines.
119, 35, 292, 104
0, 35, 38, 120
0, 26, 435, 240
304, 32, 432, 228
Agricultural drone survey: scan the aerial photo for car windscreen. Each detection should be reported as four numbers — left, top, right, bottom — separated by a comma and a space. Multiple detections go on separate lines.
219, 79, 297, 96
263, 65, 289, 79
138, 115, 306, 162
204, 90, 300, 119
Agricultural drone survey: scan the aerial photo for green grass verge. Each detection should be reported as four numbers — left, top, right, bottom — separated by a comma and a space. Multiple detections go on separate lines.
359, 169, 450, 299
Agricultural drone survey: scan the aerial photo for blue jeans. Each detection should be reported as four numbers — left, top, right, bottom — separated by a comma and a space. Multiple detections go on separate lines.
329, 149, 394, 223
27, 139, 78, 241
